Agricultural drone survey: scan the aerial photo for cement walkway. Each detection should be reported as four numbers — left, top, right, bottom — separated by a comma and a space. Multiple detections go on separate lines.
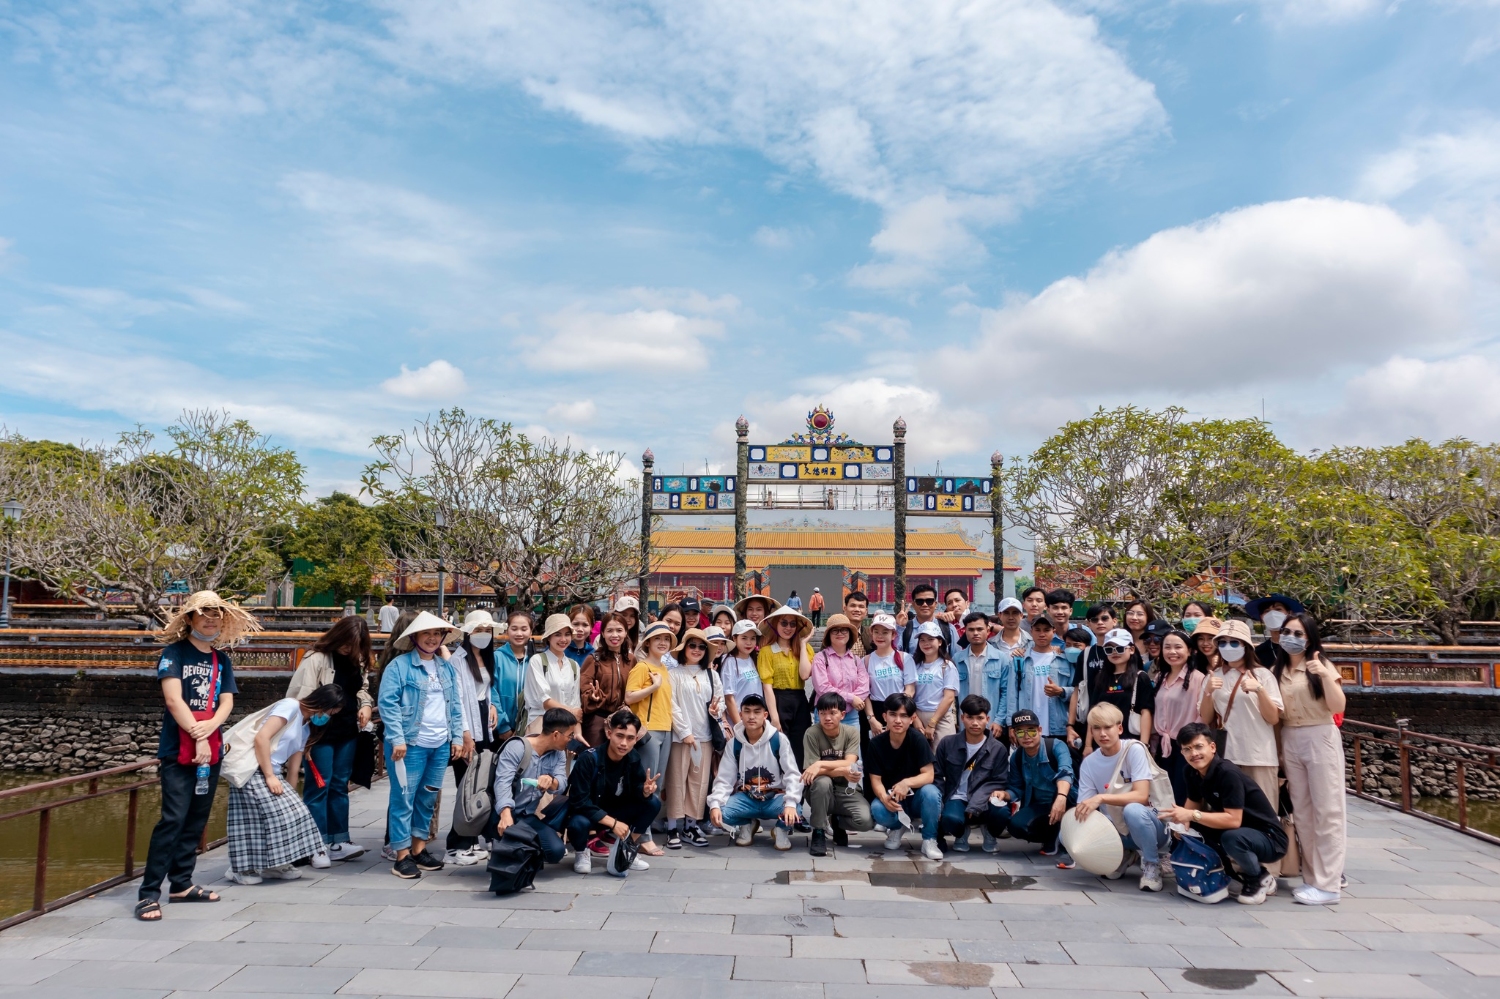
2, 782, 1498, 999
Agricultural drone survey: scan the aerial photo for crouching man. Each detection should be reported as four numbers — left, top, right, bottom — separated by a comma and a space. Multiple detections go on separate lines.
1001, 708, 1075, 855
492, 707, 574, 865
708, 694, 803, 851
934, 695, 1010, 854
1162, 723, 1288, 904
566, 709, 661, 876
802, 692, 874, 856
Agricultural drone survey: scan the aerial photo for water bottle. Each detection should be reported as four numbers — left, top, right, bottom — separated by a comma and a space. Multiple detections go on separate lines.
194, 763, 210, 796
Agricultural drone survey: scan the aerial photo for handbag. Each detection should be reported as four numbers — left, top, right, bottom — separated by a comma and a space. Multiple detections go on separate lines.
219, 705, 276, 788
177, 651, 224, 765
704, 671, 727, 754
1209, 672, 1245, 757
1278, 780, 1302, 877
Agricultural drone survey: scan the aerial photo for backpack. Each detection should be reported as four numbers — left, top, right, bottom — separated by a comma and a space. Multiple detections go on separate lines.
1102, 739, 1175, 837
1170, 832, 1230, 904
730, 730, 782, 763
901, 618, 953, 655
453, 736, 531, 838
486, 820, 545, 895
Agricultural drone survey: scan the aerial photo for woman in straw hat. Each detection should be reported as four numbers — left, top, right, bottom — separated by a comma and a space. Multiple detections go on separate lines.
625, 621, 677, 855
664, 628, 724, 848
377, 611, 469, 880
757, 605, 815, 768
442, 609, 500, 866
734, 593, 780, 633
136, 591, 259, 921
525, 614, 584, 736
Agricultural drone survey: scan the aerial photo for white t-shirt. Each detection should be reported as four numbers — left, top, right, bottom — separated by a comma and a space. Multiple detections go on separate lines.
1078, 740, 1154, 800
378, 604, 400, 633
720, 655, 763, 705
265, 698, 308, 771
912, 659, 960, 712
524, 650, 582, 720
1027, 651, 1057, 720
867, 650, 916, 704
414, 657, 450, 749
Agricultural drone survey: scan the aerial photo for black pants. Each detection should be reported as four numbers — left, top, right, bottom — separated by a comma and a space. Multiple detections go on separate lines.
447, 755, 475, 851
565, 795, 662, 850
1008, 803, 1062, 849
139, 760, 219, 901
1162, 740, 1191, 807
774, 688, 812, 769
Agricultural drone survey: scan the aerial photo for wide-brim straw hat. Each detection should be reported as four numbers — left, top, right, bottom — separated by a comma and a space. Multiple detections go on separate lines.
734, 593, 782, 618
673, 628, 713, 657
759, 605, 813, 644
638, 621, 676, 653
540, 613, 573, 641
395, 610, 462, 650
1060, 810, 1125, 876
461, 609, 496, 633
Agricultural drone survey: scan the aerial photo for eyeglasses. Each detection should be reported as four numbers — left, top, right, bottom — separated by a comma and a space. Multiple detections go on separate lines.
1281, 629, 1307, 638
913, 598, 936, 606
1012, 727, 1040, 738
1103, 644, 1131, 655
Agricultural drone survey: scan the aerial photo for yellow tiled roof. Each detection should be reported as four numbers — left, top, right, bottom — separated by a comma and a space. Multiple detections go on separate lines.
651, 526, 1018, 575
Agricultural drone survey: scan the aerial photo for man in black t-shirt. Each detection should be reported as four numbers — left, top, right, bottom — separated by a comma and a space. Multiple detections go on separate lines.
865, 693, 943, 860
1164, 723, 1288, 904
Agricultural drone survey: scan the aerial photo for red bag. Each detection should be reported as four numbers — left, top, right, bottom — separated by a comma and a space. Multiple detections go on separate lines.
177, 651, 224, 766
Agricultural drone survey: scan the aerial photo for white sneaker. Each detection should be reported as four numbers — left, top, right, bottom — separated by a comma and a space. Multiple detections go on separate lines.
310, 849, 331, 870
773, 825, 792, 851
630, 856, 650, 871
573, 852, 592, 875
225, 868, 262, 885
734, 822, 755, 847
262, 865, 302, 881
952, 829, 971, 852
1293, 885, 1341, 906
328, 842, 365, 861
1138, 861, 1163, 892
446, 847, 485, 867
883, 827, 904, 852
380, 844, 397, 862
981, 829, 998, 853
921, 839, 944, 861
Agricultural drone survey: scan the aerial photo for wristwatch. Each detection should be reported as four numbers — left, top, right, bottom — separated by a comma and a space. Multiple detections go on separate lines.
1192, 809, 1201, 822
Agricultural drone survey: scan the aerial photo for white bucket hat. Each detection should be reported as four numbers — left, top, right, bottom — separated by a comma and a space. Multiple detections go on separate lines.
1060, 809, 1125, 876
461, 609, 496, 633
395, 611, 462, 650
540, 613, 574, 641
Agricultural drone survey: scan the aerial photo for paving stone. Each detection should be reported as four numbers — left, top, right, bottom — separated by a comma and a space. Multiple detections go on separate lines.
338, 968, 520, 997
654, 978, 824, 999
1269, 971, 1443, 998
623, 881, 751, 898
1374, 912, 1498, 934
1340, 931, 1498, 953
572, 951, 734, 979
1407, 975, 1500, 999
1222, 928, 1367, 951
80, 920, 249, 943
1009, 965, 1168, 992
44, 961, 232, 991
999, 920, 1129, 942
1062, 941, 1191, 968
501, 909, 608, 929
653, 932, 789, 957
0, 988, 169, 999
825, 983, 1007, 999
793, 936, 955, 960
684, 898, 803, 915
312, 943, 437, 969
669, 868, 774, 883
0, 936, 72, 960
803, 900, 957, 919
1168, 946, 1309, 971
734, 913, 834, 936
370, 904, 508, 927
1121, 925, 1238, 947
730, 956, 869, 983
413, 926, 531, 949
42, 939, 186, 963
606, 912, 734, 932
2, 917, 104, 937
1293, 949, 1469, 975
832, 916, 1009, 940
1251, 912, 1394, 932
228, 902, 382, 924
512, 974, 656, 999
328, 888, 436, 906
1434, 952, 1500, 976
160, 942, 334, 967
571, 895, 689, 913
417, 946, 581, 974
948, 939, 1073, 965
865, 959, 1020, 988
210, 965, 357, 993
0, 958, 77, 985
521, 929, 656, 952
1148, 968, 1298, 994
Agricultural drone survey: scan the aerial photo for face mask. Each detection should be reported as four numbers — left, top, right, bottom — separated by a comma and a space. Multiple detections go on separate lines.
1278, 635, 1308, 655
1219, 643, 1246, 663
1262, 610, 1288, 632
469, 633, 492, 649
1181, 617, 1200, 633
190, 628, 217, 644
1065, 647, 1082, 663
310, 713, 330, 726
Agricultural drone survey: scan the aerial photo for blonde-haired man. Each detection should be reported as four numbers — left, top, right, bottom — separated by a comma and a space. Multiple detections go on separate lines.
1074, 702, 1170, 893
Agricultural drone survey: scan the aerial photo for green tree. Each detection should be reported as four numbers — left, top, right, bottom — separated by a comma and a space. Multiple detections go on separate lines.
286, 492, 389, 605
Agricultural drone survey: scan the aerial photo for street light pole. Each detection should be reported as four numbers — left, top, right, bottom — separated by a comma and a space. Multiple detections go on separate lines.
1, 500, 22, 630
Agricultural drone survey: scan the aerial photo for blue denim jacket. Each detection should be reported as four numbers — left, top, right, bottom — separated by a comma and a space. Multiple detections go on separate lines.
490, 642, 528, 736
378, 651, 466, 747
1005, 738, 1077, 811
954, 643, 1010, 717
1013, 650, 1078, 736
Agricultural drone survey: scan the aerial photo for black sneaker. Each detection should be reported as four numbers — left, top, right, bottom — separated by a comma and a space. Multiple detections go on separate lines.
794, 819, 812, 834
810, 828, 828, 857
832, 824, 849, 848
687, 827, 709, 847
666, 831, 683, 850
392, 856, 421, 879
412, 849, 445, 871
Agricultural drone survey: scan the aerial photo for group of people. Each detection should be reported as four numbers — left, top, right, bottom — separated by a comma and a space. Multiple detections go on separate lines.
132, 581, 1350, 920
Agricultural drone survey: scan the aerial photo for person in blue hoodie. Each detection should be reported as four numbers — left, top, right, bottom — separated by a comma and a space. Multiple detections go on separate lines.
379, 612, 468, 880
954, 611, 1012, 739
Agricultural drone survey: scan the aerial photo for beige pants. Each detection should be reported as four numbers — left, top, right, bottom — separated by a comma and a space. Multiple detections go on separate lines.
1239, 764, 1283, 878
919, 707, 957, 745
664, 740, 713, 821
1282, 724, 1346, 893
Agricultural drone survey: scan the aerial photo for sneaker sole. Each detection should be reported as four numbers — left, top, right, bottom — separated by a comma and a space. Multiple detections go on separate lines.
391, 868, 421, 879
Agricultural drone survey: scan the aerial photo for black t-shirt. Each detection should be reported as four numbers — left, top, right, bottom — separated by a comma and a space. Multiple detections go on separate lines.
155, 640, 239, 759
866, 730, 935, 787
1185, 756, 1288, 852
1092, 668, 1156, 725
324, 653, 365, 743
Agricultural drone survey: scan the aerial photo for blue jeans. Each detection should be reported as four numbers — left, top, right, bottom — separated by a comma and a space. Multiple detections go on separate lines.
1118, 802, 1170, 864
515, 811, 569, 864
719, 792, 792, 829
304, 738, 356, 845
1008, 804, 1061, 847
871, 783, 942, 839
386, 742, 450, 851
939, 797, 1008, 838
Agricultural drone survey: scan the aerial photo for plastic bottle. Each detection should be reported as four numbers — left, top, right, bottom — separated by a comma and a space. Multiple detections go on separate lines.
194, 763, 210, 796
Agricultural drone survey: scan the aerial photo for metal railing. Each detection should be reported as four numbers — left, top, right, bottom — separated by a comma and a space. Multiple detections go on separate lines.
0, 761, 227, 931
1345, 719, 1500, 846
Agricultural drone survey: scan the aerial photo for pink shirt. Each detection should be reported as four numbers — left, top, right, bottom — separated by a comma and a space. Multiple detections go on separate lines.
812, 648, 869, 705
1153, 667, 1206, 756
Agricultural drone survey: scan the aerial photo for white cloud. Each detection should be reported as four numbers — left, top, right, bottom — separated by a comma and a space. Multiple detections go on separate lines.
1319, 355, 1500, 444
748, 378, 983, 464
822, 312, 912, 344
1357, 119, 1500, 202
528, 306, 725, 372
382, 359, 468, 398
753, 226, 795, 249
626, 287, 740, 314
546, 399, 598, 424
850, 193, 1009, 288
946, 197, 1469, 391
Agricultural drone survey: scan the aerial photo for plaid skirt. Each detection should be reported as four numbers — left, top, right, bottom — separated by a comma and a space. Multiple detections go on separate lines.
227, 770, 325, 873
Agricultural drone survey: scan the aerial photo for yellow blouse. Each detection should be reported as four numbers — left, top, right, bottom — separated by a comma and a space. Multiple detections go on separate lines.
626, 661, 674, 731
756, 644, 802, 690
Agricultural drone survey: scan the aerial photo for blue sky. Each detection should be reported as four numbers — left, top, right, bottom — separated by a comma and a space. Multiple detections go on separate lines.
2, 0, 1499, 494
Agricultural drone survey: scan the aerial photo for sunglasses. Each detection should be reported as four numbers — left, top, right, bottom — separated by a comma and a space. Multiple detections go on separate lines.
685, 642, 708, 652
913, 598, 936, 606
1216, 639, 1243, 649
1012, 727, 1040, 738
1103, 644, 1131, 655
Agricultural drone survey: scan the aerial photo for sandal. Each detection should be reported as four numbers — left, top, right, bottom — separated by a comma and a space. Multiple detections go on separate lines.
134, 898, 163, 921
169, 885, 220, 903
639, 840, 665, 857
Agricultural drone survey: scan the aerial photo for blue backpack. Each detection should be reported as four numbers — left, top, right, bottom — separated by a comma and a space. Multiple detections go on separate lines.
1170, 833, 1230, 904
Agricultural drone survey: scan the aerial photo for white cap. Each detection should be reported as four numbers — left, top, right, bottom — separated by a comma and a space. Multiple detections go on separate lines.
914, 621, 944, 640
996, 597, 1023, 613
702, 625, 729, 644
869, 613, 897, 632
731, 619, 761, 638
1103, 628, 1135, 648
614, 595, 640, 612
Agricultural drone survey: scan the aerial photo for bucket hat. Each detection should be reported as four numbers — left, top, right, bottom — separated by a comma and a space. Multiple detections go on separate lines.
539, 613, 574, 641
1243, 594, 1304, 620
673, 628, 713, 658
821, 614, 856, 644
759, 605, 813, 644
1216, 619, 1255, 646
395, 610, 462, 650
461, 609, 496, 633
1191, 617, 1223, 638
638, 621, 676, 653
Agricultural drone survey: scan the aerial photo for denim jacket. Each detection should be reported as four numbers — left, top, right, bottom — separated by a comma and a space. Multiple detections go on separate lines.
955, 642, 1009, 715
490, 642, 529, 737
1005, 738, 1077, 811
979, 645, 1023, 724
1014, 650, 1078, 736
378, 651, 466, 748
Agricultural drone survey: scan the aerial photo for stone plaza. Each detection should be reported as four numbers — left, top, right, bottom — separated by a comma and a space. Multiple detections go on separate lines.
1, 782, 1498, 999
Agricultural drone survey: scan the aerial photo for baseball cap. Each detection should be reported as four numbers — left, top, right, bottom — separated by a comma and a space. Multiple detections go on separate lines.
1010, 708, 1042, 729
1102, 628, 1135, 648
996, 597, 1023, 613
869, 613, 897, 632
681, 597, 700, 614
914, 621, 944, 639
613, 596, 640, 612
1143, 620, 1173, 640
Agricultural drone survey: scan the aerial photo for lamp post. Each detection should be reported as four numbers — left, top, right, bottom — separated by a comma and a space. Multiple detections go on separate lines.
434, 509, 447, 621
1, 499, 22, 630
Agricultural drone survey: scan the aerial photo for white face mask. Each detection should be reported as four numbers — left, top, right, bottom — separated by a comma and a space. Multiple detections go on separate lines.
1262, 610, 1288, 632
1219, 643, 1246, 663
469, 632, 492, 649
1278, 635, 1307, 655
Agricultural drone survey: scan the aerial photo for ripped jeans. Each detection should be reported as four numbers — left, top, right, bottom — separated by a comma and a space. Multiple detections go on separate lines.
385, 742, 450, 851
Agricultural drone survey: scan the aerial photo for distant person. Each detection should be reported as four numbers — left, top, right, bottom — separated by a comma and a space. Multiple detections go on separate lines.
136, 591, 254, 921
378, 596, 400, 635
786, 590, 802, 612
